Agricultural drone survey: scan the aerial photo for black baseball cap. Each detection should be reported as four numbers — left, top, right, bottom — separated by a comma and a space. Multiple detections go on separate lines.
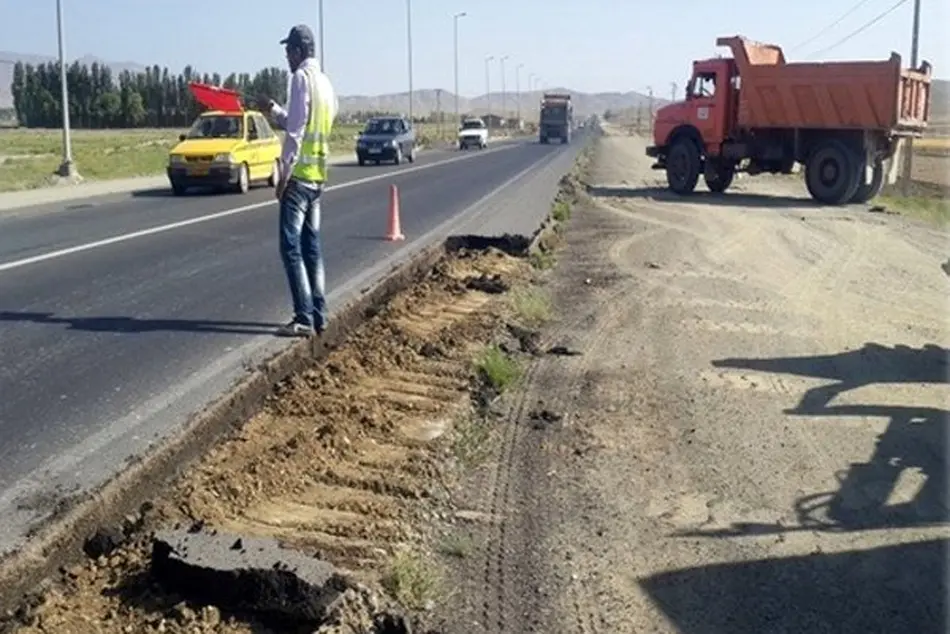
280, 25, 315, 53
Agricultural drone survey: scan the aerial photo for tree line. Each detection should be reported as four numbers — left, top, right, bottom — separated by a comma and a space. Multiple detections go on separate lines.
10, 61, 290, 129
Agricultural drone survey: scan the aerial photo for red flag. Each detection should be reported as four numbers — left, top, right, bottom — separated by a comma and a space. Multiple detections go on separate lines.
188, 81, 243, 112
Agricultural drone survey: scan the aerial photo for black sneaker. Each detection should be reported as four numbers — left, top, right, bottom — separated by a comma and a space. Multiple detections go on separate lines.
276, 320, 315, 337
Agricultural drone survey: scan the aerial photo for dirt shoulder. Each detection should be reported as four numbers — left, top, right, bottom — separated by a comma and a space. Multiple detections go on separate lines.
430, 124, 949, 633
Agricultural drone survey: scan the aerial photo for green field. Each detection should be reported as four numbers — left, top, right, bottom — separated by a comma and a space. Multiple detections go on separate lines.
0, 122, 464, 193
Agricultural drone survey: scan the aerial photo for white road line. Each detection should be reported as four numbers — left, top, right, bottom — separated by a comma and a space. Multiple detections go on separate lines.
0, 142, 524, 274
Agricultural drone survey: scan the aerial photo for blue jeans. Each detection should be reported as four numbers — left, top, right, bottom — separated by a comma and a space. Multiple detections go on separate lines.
279, 178, 327, 329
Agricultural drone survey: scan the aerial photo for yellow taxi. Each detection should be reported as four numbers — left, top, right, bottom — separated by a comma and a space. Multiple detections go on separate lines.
166, 110, 282, 196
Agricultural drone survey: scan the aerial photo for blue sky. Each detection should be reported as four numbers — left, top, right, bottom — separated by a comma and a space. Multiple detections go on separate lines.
1, 0, 947, 97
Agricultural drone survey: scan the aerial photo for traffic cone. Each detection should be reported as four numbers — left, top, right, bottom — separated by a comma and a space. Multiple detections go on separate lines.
386, 184, 405, 241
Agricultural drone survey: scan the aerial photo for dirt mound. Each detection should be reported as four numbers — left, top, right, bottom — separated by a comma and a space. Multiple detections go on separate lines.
2, 245, 537, 634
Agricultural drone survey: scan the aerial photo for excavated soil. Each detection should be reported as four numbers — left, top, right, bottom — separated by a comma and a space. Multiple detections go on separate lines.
1, 243, 541, 634
428, 123, 948, 633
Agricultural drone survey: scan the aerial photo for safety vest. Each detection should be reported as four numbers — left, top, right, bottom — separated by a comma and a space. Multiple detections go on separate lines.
292, 63, 333, 183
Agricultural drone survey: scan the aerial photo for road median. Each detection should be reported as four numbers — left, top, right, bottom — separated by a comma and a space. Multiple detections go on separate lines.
0, 133, 597, 633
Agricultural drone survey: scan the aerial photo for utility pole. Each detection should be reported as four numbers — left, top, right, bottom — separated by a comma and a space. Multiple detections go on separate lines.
453, 11, 467, 126
516, 62, 524, 125
647, 85, 654, 124
406, 0, 414, 124
318, 0, 325, 71
55, 0, 76, 178
670, 82, 677, 101
499, 55, 509, 125
436, 89, 442, 136
485, 55, 493, 129
900, 0, 922, 196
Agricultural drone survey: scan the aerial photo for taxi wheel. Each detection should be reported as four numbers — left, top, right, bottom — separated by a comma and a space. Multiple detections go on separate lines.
268, 160, 280, 187
235, 163, 250, 194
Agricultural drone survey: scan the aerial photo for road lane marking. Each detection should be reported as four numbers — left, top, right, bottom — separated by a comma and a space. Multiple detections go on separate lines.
0, 141, 529, 274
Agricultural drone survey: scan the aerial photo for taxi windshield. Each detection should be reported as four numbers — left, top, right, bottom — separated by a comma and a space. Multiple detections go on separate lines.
363, 119, 400, 135
187, 115, 244, 139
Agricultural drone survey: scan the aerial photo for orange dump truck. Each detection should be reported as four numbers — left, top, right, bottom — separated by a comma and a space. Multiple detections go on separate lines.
646, 36, 933, 205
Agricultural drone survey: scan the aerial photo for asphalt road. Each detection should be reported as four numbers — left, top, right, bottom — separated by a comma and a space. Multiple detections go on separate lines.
0, 136, 575, 554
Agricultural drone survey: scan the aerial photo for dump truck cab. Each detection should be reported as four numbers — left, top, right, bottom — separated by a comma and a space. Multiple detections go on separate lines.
654, 57, 738, 157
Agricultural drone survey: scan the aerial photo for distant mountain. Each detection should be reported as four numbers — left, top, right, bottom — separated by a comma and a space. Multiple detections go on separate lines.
0, 52, 658, 119
338, 88, 662, 118
1, 50, 945, 122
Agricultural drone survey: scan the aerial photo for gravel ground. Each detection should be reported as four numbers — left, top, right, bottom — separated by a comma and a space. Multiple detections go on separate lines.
429, 124, 949, 633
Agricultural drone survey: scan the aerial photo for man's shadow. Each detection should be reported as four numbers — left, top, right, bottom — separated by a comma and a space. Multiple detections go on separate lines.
0, 311, 281, 336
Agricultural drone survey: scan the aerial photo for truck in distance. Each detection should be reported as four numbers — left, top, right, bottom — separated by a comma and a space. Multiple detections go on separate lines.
539, 92, 573, 144
646, 35, 933, 205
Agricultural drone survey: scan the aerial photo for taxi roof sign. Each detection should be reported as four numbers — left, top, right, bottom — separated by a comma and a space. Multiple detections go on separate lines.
188, 82, 244, 113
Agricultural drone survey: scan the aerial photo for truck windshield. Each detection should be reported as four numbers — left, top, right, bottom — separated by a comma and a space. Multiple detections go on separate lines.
541, 105, 567, 121
461, 120, 485, 130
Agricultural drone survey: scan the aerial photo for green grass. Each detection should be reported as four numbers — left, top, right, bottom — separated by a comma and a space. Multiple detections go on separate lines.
0, 121, 464, 193
551, 199, 572, 222
437, 532, 475, 559
381, 550, 442, 611
451, 411, 494, 468
877, 194, 950, 226
509, 286, 553, 327
529, 249, 557, 270
474, 345, 522, 393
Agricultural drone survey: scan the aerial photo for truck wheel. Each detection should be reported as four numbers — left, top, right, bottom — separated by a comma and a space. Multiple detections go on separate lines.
704, 161, 735, 193
849, 160, 884, 204
667, 139, 702, 195
805, 140, 860, 205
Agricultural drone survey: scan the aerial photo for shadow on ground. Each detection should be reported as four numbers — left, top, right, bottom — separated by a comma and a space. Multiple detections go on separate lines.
639, 538, 947, 634
683, 344, 949, 536
0, 311, 280, 335
585, 184, 815, 209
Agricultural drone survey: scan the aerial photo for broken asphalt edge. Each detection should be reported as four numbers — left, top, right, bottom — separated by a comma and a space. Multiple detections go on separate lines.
0, 129, 600, 616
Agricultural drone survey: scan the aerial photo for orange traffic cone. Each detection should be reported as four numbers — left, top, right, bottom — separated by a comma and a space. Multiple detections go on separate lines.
386, 184, 405, 241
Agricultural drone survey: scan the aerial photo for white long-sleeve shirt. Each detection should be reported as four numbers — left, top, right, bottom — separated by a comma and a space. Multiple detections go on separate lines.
269, 57, 338, 184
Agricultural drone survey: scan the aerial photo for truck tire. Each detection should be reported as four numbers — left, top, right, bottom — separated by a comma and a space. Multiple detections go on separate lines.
805, 140, 860, 205
704, 162, 735, 193
849, 160, 884, 204
667, 138, 702, 195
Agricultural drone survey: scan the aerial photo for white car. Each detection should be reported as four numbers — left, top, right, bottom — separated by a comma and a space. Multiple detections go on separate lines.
458, 118, 488, 150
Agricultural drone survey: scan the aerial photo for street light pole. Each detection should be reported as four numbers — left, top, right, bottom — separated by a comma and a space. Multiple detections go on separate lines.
318, 0, 325, 71
453, 11, 467, 126
406, 0, 414, 123
485, 55, 493, 128
499, 55, 509, 123
515, 62, 524, 124
55, 0, 75, 178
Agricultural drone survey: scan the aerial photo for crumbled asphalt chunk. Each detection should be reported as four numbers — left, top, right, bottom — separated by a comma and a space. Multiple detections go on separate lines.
150, 529, 346, 625
506, 323, 542, 354
82, 525, 125, 559
546, 345, 582, 356
465, 274, 509, 294
529, 409, 563, 429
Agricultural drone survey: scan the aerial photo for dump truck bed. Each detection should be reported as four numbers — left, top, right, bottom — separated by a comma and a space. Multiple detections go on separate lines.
719, 36, 932, 134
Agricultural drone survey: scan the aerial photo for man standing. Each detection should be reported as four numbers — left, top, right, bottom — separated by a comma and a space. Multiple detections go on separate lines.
257, 24, 338, 337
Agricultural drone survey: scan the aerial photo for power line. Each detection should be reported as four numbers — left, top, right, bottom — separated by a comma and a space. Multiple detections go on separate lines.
806, 0, 911, 59
788, 0, 875, 54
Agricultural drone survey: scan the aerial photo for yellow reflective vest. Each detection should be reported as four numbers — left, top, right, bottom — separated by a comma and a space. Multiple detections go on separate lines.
292, 64, 334, 183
